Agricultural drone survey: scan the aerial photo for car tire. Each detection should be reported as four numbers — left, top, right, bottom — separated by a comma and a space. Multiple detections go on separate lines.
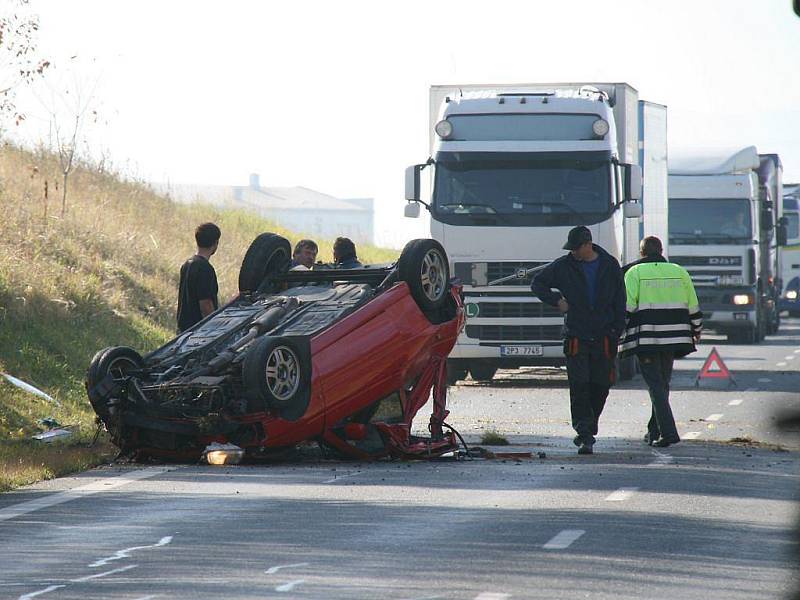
469, 363, 497, 382
243, 336, 311, 412
238, 233, 292, 293
86, 346, 144, 416
397, 239, 450, 313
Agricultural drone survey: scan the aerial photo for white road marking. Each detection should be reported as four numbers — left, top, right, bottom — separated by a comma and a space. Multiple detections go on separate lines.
275, 580, 305, 592
758, 377, 772, 383
543, 529, 585, 550
90, 535, 173, 567
0, 467, 176, 522
18, 585, 66, 599
683, 431, 702, 439
728, 399, 743, 406
786, 356, 795, 361
265, 562, 310, 574
777, 362, 787, 367
70, 564, 138, 583
706, 414, 723, 422
605, 487, 638, 502
132, 596, 161, 600
474, 594, 510, 600
649, 449, 674, 466
795, 349, 800, 354
322, 472, 361, 484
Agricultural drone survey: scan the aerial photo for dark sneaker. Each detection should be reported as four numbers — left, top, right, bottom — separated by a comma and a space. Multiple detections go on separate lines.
573, 435, 582, 447
578, 442, 594, 455
643, 432, 659, 446
651, 437, 680, 448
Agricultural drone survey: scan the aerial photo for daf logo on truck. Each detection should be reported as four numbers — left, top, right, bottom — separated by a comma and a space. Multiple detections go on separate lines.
404, 82, 669, 383
709, 257, 741, 266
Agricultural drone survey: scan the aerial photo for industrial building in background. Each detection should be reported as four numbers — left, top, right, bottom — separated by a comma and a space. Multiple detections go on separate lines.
153, 174, 374, 244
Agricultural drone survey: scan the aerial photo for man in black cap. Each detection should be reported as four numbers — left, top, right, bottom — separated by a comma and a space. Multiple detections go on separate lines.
531, 226, 626, 454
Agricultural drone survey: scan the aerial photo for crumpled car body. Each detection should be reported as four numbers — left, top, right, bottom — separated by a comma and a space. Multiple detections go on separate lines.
86, 235, 464, 461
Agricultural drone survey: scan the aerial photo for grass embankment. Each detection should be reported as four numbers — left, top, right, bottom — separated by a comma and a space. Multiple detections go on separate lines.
0, 144, 397, 491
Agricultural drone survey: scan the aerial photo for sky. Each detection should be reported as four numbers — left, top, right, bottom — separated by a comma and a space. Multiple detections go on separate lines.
8, 0, 800, 247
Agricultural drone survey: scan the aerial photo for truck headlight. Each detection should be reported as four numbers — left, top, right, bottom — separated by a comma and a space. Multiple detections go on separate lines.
786, 290, 798, 300
592, 118, 609, 138
733, 294, 752, 305
435, 120, 454, 139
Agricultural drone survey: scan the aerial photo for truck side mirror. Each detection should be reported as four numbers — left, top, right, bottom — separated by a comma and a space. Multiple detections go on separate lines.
777, 223, 788, 246
405, 164, 423, 202
623, 202, 643, 219
404, 202, 421, 218
623, 164, 642, 202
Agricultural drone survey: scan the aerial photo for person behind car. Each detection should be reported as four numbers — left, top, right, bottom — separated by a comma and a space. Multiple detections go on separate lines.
620, 236, 703, 448
291, 239, 318, 270
333, 237, 362, 269
531, 225, 626, 455
177, 222, 221, 333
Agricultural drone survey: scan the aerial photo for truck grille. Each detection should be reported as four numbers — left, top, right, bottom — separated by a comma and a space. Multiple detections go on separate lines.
465, 324, 563, 341
476, 302, 562, 318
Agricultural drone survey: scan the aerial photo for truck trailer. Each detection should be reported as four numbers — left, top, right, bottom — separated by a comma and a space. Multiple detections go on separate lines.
403, 83, 668, 381
668, 147, 787, 343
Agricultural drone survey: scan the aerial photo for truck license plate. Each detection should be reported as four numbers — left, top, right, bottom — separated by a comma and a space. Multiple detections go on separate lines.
501, 345, 543, 356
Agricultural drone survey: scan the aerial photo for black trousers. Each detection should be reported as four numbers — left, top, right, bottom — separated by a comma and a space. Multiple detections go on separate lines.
565, 337, 616, 444
636, 350, 679, 441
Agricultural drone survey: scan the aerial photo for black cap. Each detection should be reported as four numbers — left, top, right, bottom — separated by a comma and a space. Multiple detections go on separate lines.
563, 226, 592, 250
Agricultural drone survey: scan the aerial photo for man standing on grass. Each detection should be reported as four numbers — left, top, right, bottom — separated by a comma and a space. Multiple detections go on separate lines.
531, 226, 626, 455
620, 236, 703, 447
177, 222, 221, 332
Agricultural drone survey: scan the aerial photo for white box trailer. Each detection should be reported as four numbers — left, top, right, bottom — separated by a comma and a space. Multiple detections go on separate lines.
405, 83, 667, 382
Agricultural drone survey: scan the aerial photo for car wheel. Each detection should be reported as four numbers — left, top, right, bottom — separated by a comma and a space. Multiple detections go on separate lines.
469, 363, 497, 382
397, 239, 450, 313
243, 336, 310, 411
238, 233, 292, 293
86, 346, 144, 416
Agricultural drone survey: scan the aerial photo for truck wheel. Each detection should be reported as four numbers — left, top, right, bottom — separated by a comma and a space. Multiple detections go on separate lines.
469, 363, 497, 382
446, 360, 468, 386
729, 328, 756, 344
617, 355, 636, 381
397, 239, 450, 313
238, 233, 292, 293
86, 346, 144, 416
243, 336, 311, 412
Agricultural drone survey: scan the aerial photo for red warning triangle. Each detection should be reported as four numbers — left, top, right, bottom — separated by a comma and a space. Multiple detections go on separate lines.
697, 347, 732, 380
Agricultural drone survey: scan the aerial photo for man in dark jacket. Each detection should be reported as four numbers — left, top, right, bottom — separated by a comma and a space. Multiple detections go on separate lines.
333, 237, 362, 269
531, 226, 626, 455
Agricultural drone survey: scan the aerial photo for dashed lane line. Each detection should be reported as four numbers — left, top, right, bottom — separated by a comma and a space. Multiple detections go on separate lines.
543, 529, 585, 550
0, 467, 177, 523
795, 349, 800, 354
605, 487, 638, 502
777, 362, 787, 367
70, 564, 138, 583
18, 585, 66, 599
275, 580, 305, 593
322, 472, 362, 484
758, 378, 772, 383
728, 399, 744, 406
786, 356, 795, 361
683, 431, 702, 440
474, 594, 511, 600
265, 563, 310, 575
706, 414, 723, 422
89, 536, 172, 568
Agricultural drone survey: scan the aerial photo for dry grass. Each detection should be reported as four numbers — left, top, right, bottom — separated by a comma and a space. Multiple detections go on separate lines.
0, 142, 398, 489
480, 430, 510, 446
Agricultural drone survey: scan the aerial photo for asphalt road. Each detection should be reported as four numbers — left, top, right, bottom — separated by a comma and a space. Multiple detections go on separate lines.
1, 320, 799, 600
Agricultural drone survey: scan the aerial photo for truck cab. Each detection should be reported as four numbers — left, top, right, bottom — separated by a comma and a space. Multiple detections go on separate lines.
668, 147, 784, 343
404, 83, 666, 381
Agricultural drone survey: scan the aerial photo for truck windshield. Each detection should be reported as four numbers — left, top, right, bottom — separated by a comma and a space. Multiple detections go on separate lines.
669, 198, 752, 245
786, 212, 800, 241
432, 151, 613, 227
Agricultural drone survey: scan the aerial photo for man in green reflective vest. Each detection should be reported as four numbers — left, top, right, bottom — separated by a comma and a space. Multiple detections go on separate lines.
620, 236, 703, 447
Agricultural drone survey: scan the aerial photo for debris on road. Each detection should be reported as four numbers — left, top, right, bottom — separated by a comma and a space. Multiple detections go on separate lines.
204, 443, 244, 465
1, 372, 60, 406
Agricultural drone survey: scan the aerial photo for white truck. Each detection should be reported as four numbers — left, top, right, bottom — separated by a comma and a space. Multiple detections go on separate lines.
403, 83, 668, 381
668, 147, 787, 343
779, 183, 800, 316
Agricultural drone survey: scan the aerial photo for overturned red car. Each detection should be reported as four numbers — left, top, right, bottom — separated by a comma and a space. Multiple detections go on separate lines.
85, 234, 464, 461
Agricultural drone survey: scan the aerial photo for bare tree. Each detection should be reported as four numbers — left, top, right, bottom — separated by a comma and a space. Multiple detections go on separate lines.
0, 0, 49, 129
